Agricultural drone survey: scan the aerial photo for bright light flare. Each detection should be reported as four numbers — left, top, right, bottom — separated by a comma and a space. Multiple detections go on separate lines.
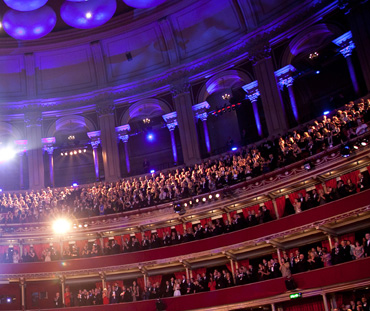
52, 218, 71, 235
0, 147, 17, 163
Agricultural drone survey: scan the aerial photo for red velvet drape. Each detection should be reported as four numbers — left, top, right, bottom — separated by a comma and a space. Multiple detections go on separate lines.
339, 233, 355, 244
242, 205, 259, 218
175, 224, 184, 235
191, 268, 206, 278
229, 211, 237, 219
289, 189, 307, 204
315, 183, 323, 191
264, 200, 276, 218
148, 275, 162, 285
275, 196, 286, 218
321, 239, 330, 251
114, 235, 122, 245
186, 222, 193, 230
200, 218, 212, 227
222, 213, 228, 223
325, 178, 337, 189
157, 227, 171, 238
144, 231, 152, 238
136, 277, 145, 291
174, 271, 186, 280
283, 297, 324, 311
340, 170, 359, 186
135, 233, 142, 242
237, 259, 249, 268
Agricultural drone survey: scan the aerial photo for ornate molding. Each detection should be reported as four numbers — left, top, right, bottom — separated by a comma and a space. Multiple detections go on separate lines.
242, 81, 260, 102
193, 101, 210, 121
24, 112, 42, 127
87, 130, 101, 149
170, 79, 191, 98
163, 112, 178, 131
332, 31, 355, 58
96, 101, 115, 117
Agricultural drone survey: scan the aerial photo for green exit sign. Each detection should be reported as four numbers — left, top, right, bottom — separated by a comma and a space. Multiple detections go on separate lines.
289, 293, 302, 299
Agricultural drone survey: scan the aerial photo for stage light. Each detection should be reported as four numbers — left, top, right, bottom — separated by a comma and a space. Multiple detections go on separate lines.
60, 153, 63, 156
208, 194, 213, 200
83, 223, 88, 228
85, 11, 92, 19
189, 200, 193, 205
184, 203, 187, 207
69, 151, 73, 155
231, 147, 237, 151
78, 224, 82, 228
195, 198, 199, 204
0, 147, 17, 163
202, 197, 206, 202
83, 149, 87, 153
0, 189, 2, 192
147, 133, 154, 141
323, 111, 330, 115
78, 150, 82, 153
215, 193, 220, 199
6, 297, 11, 303
64, 152, 68, 156
72, 183, 78, 187
340, 144, 351, 158
52, 218, 71, 235
73, 223, 77, 229
316, 70, 320, 74
361, 139, 368, 146
150, 169, 155, 174
74, 150, 77, 155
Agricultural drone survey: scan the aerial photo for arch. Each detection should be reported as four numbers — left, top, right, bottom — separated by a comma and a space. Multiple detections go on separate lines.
46, 115, 97, 138
0, 121, 23, 141
197, 70, 253, 103
281, 23, 343, 67
120, 98, 172, 125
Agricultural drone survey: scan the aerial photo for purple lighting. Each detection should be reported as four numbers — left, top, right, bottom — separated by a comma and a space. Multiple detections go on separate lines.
3, 0, 48, 12
150, 169, 155, 174
122, 0, 167, 9
3, 6, 56, 40
147, 133, 154, 141
72, 183, 78, 187
61, 0, 117, 29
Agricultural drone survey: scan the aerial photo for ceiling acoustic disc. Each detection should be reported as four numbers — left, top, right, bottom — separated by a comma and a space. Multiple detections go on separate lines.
60, 0, 117, 29
3, 0, 48, 12
122, 0, 167, 9
3, 5, 57, 40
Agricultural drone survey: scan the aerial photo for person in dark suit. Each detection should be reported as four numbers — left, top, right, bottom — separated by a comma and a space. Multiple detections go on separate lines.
111, 240, 121, 254
295, 254, 308, 273
364, 233, 370, 257
53, 292, 63, 308
163, 281, 174, 297
339, 240, 352, 262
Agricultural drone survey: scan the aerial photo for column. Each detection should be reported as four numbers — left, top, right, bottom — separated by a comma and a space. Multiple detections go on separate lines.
116, 125, 131, 175
87, 131, 101, 181
242, 81, 262, 136
271, 198, 280, 220
332, 31, 359, 95
60, 275, 66, 306
42, 137, 56, 188
19, 277, 25, 310
171, 80, 201, 165
342, 1, 370, 92
275, 65, 299, 122
276, 248, 282, 263
162, 112, 178, 164
96, 102, 121, 182
24, 112, 44, 189
271, 303, 276, 311
251, 49, 288, 136
193, 101, 211, 154
15, 140, 27, 189
99, 272, 106, 290
322, 293, 330, 311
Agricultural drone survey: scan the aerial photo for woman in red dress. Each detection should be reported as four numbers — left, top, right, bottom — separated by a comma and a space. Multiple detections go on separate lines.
208, 276, 216, 291
102, 289, 109, 305
64, 287, 71, 307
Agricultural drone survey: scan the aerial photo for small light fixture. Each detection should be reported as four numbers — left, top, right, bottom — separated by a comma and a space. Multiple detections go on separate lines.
309, 52, 319, 59
143, 118, 151, 124
68, 135, 75, 141
222, 93, 231, 100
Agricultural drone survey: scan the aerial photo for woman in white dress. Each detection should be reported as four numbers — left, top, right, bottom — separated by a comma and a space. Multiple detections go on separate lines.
173, 282, 181, 297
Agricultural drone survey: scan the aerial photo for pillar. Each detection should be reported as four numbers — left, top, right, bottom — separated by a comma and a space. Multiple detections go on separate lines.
60, 275, 65, 306
87, 131, 101, 181
162, 112, 178, 164
229, 258, 236, 285
96, 102, 120, 182
271, 303, 276, 311
25, 112, 44, 189
342, 1, 370, 92
116, 124, 131, 175
322, 293, 330, 311
171, 80, 201, 165
242, 81, 262, 136
271, 198, 280, 220
327, 235, 333, 250
193, 102, 211, 154
276, 248, 282, 263
42, 137, 56, 188
19, 277, 25, 310
332, 31, 359, 95
252, 50, 288, 136
99, 272, 106, 289
15, 140, 27, 189
275, 65, 299, 122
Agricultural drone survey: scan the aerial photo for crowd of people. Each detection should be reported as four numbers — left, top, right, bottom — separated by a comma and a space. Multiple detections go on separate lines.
0, 99, 368, 227
49, 232, 370, 307
335, 297, 370, 311
1, 172, 369, 264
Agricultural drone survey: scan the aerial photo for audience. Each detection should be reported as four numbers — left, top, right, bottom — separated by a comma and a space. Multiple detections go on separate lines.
0, 99, 368, 228
57, 232, 369, 307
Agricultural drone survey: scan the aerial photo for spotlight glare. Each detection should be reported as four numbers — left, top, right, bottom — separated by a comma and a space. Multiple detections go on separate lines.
83, 149, 87, 153
316, 70, 320, 74
323, 111, 330, 115
85, 11, 92, 19
0, 147, 17, 163
74, 150, 77, 155
52, 219, 71, 235
150, 169, 155, 174
146, 133, 154, 141
69, 152, 73, 155
72, 183, 78, 187
208, 195, 213, 200
184, 203, 187, 207
60, 153, 63, 156
215, 193, 220, 199
202, 197, 206, 202
78, 224, 82, 228
65, 152, 68, 156
78, 150, 82, 153
231, 147, 238, 151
